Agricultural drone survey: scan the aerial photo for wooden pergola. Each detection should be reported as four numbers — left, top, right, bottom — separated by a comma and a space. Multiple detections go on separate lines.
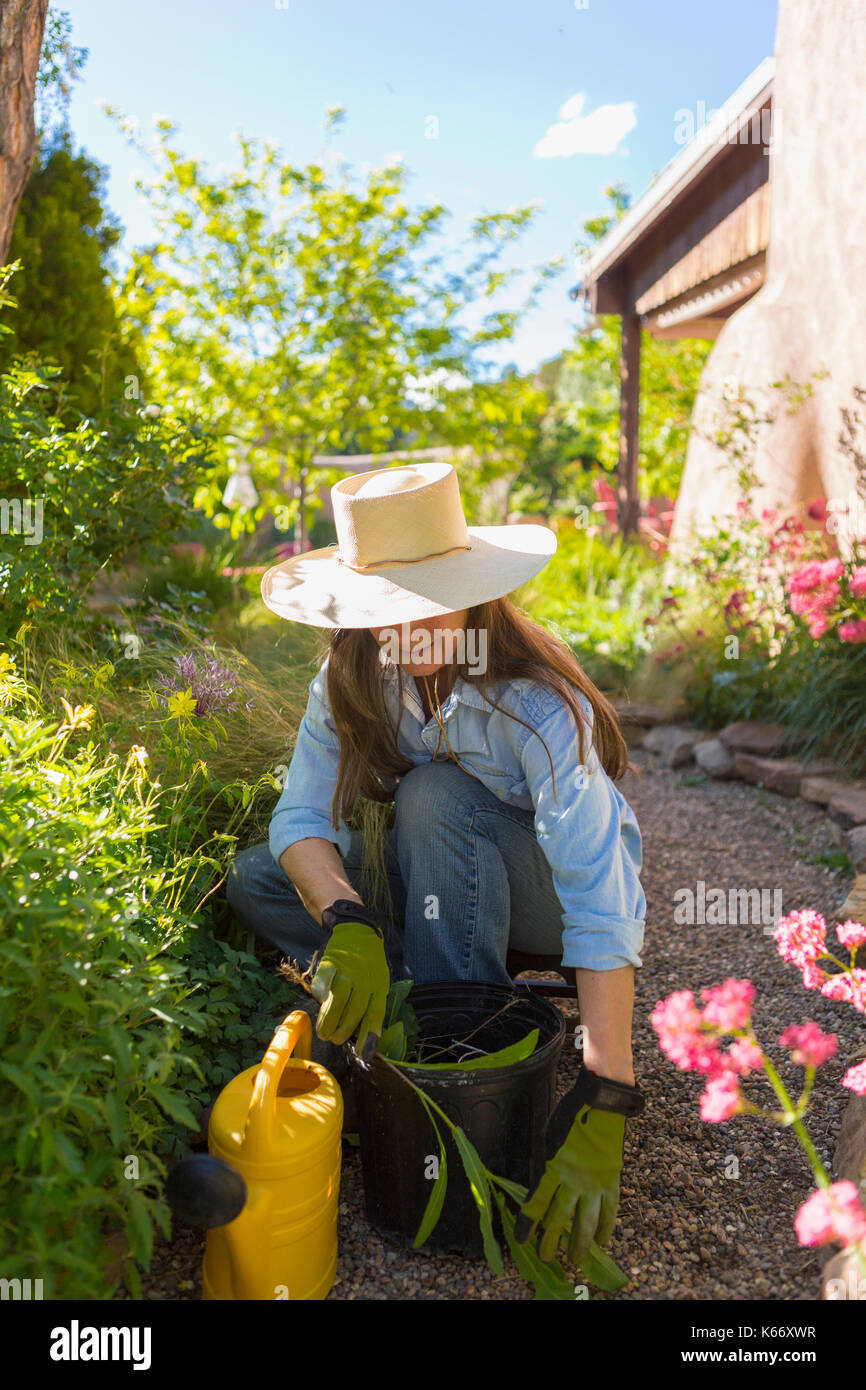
574, 57, 775, 534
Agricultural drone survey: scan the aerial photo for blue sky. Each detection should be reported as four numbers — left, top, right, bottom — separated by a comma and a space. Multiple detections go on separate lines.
61, 0, 778, 372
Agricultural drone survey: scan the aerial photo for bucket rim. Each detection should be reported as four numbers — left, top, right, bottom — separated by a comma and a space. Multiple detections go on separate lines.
346, 978, 566, 1080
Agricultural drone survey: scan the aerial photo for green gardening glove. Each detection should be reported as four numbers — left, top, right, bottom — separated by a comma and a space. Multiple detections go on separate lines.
514, 1066, 645, 1265
311, 901, 391, 1061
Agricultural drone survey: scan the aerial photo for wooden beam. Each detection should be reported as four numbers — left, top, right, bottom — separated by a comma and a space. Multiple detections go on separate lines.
618, 312, 641, 536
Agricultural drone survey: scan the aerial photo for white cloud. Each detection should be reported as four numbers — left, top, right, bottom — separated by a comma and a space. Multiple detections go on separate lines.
533, 92, 637, 158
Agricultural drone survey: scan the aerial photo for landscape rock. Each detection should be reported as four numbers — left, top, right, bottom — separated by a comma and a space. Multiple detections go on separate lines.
612, 700, 687, 728
800, 775, 860, 806
828, 787, 866, 830
694, 738, 736, 779
718, 721, 789, 757
845, 828, 866, 874
642, 724, 698, 768
733, 754, 839, 798
837, 873, 866, 925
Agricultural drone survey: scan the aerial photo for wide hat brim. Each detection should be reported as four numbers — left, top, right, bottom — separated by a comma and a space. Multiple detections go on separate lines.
260, 524, 557, 628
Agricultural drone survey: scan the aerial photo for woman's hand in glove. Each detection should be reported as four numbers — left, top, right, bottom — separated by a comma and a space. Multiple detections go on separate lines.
310, 919, 390, 1060
513, 1066, 644, 1265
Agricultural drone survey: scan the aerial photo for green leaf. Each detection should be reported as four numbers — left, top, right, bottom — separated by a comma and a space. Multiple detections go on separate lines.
378, 1021, 407, 1061
412, 1106, 448, 1249
451, 1124, 504, 1276
150, 1085, 199, 1130
579, 1239, 629, 1293
494, 1190, 576, 1300
406, 1028, 539, 1071
125, 1191, 155, 1268
53, 1130, 87, 1178
487, 1172, 528, 1205
104, 1091, 127, 1148
384, 979, 413, 1027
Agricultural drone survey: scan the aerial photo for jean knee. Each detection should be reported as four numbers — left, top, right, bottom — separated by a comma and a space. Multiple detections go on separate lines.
394, 759, 478, 831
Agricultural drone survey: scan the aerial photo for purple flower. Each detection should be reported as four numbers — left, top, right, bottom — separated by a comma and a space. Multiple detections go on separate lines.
156, 652, 248, 717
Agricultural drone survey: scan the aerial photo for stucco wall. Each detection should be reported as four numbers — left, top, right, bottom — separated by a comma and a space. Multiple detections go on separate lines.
671, 0, 866, 549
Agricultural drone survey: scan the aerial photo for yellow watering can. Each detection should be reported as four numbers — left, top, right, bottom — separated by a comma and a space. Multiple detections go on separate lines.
166, 1010, 343, 1300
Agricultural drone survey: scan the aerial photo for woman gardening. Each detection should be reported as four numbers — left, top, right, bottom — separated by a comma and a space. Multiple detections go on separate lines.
227, 461, 647, 1266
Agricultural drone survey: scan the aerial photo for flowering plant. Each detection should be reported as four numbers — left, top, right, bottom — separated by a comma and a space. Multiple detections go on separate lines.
786, 553, 866, 643
652, 909, 866, 1283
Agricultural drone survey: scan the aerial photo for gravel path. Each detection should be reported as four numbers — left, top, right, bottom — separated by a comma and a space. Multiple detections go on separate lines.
136, 751, 860, 1301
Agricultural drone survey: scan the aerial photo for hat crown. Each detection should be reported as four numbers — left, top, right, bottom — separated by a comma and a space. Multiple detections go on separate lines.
331, 461, 470, 568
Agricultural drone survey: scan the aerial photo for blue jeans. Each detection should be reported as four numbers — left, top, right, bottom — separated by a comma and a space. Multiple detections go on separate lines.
226, 759, 567, 986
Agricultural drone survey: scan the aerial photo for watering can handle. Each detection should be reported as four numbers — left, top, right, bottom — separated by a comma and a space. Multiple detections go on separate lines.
247, 1010, 313, 1141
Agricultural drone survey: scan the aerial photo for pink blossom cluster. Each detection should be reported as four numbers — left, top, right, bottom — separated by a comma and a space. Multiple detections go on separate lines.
778, 1023, 838, 1068
652, 978, 844, 1123
786, 558, 844, 638
787, 553, 866, 642
774, 910, 866, 1011
837, 919, 866, 951
842, 1059, 866, 1096
772, 909, 828, 981
794, 1182, 866, 1250
651, 980, 759, 1122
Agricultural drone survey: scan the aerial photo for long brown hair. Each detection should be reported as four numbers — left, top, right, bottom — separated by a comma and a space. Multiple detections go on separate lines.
322, 595, 628, 833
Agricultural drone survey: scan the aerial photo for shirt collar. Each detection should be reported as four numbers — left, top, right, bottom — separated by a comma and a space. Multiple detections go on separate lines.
381, 662, 492, 715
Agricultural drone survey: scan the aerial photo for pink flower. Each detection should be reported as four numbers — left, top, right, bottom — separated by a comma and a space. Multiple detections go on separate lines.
788, 562, 826, 594
801, 960, 830, 990
807, 613, 832, 638
774, 910, 828, 969
700, 1072, 746, 1122
837, 919, 866, 951
838, 619, 866, 644
650, 991, 724, 1074
701, 979, 755, 1031
842, 1059, 866, 1095
849, 566, 866, 598
806, 498, 828, 523
794, 1182, 866, 1248
727, 1037, 764, 1075
819, 558, 845, 582
821, 969, 866, 1013
779, 1023, 838, 1068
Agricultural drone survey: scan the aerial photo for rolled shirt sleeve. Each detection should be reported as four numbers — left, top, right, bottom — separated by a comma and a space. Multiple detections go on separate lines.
519, 690, 646, 972
268, 662, 354, 866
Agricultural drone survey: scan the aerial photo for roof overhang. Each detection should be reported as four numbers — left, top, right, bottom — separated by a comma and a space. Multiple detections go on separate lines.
575, 55, 775, 297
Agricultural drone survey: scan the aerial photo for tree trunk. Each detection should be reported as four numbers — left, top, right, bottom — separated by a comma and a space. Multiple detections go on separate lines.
0, 0, 48, 265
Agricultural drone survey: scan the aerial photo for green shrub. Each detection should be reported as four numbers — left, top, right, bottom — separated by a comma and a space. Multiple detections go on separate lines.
0, 344, 214, 644
517, 526, 665, 691
0, 656, 287, 1297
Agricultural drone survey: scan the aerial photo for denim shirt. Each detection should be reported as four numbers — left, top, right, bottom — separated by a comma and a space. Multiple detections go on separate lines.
269, 656, 646, 972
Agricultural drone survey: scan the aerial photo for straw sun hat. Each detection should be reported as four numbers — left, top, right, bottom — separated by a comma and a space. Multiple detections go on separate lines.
260, 461, 557, 629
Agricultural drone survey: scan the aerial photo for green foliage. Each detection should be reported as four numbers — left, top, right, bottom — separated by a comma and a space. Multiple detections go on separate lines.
509, 184, 711, 513
0, 643, 289, 1297
0, 140, 141, 418
634, 382, 866, 767
35, 8, 88, 136
517, 526, 665, 691
108, 110, 559, 537
0, 339, 214, 642
405, 1030, 539, 1071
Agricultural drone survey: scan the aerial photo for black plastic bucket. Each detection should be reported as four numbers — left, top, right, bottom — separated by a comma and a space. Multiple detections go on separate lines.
346, 982, 566, 1256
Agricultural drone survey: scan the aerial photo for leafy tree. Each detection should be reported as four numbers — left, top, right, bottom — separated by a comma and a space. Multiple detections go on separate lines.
35, 6, 88, 139
110, 108, 561, 536
515, 184, 711, 512
0, 133, 142, 418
